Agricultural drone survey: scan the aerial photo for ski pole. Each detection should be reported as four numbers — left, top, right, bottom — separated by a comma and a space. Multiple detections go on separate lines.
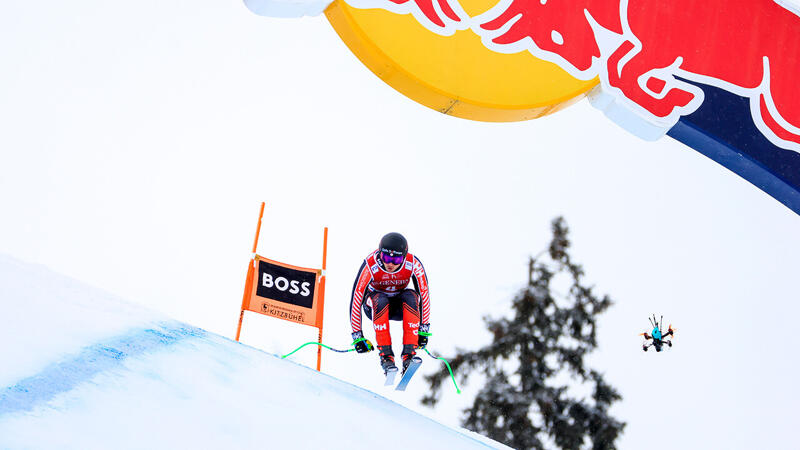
282, 338, 374, 359
281, 341, 355, 359
422, 348, 461, 394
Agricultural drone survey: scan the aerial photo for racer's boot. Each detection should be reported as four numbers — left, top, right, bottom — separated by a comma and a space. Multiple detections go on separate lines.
401, 344, 416, 374
378, 345, 396, 374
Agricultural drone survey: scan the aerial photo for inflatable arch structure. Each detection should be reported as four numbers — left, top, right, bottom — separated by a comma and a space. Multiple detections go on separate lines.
245, 0, 800, 215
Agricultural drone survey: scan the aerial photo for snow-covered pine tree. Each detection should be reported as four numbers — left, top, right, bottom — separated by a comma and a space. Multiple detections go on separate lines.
422, 217, 625, 450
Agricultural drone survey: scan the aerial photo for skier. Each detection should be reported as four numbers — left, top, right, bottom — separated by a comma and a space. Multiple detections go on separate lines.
349, 232, 431, 376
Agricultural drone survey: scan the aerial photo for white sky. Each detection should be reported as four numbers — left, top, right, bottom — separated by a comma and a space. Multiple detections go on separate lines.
2, 1, 800, 448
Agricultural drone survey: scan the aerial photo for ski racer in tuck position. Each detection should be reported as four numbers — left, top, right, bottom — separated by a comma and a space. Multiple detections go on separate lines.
349, 232, 431, 375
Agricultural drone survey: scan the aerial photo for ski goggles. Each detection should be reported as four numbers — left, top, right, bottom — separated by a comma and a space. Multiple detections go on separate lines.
380, 252, 404, 265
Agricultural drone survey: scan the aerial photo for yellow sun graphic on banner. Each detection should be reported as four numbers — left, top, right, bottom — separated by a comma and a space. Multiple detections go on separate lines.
324, 0, 597, 122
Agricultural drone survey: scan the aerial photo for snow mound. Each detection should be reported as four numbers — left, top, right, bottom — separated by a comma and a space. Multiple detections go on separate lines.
0, 255, 508, 449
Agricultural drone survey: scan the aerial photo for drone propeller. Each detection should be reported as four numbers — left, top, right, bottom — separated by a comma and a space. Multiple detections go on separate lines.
668, 324, 676, 337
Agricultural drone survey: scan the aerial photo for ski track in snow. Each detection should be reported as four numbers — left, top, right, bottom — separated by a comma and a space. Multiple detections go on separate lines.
0, 322, 203, 417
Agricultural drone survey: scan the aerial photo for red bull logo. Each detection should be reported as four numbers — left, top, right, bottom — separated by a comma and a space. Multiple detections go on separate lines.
473, 0, 800, 152
331, 0, 800, 152
244, 0, 800, 213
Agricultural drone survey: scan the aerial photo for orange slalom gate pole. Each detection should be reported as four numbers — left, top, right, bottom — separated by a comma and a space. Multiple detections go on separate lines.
316, 227, 328, 372
236, 202, 266, 341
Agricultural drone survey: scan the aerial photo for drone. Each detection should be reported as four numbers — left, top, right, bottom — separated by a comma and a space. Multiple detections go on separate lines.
641, 314, 674, 352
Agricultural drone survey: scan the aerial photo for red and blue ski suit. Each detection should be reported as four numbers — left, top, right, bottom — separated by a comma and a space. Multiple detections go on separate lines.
349, 249, 430, 349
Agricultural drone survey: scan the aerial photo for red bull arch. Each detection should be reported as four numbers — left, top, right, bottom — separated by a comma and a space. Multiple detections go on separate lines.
244, 0, 800, 215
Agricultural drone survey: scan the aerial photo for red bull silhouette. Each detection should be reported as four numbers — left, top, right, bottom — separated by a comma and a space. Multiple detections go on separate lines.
344, 0, 467, 34
472, 0, 800, 152
389, 0, 463, 28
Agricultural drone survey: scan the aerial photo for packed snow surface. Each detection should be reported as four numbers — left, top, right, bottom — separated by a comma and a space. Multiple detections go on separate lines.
0, 255, 508, 449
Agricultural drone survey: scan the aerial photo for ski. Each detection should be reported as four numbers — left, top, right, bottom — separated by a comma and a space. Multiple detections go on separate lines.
395, 356, 422, 391
384, 366, 399, 386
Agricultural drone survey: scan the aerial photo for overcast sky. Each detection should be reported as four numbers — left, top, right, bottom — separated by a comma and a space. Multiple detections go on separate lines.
2, 1, 800, 448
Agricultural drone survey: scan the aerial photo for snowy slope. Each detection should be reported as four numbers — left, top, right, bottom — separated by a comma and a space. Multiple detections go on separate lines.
0, 254, 508, 450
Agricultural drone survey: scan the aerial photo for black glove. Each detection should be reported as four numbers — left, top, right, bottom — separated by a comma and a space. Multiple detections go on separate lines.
352, 331, 373, 354
418, 323, 431, 349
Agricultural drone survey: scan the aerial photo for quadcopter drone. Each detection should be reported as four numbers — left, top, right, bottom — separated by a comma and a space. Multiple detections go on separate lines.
641, 314, 675, 352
